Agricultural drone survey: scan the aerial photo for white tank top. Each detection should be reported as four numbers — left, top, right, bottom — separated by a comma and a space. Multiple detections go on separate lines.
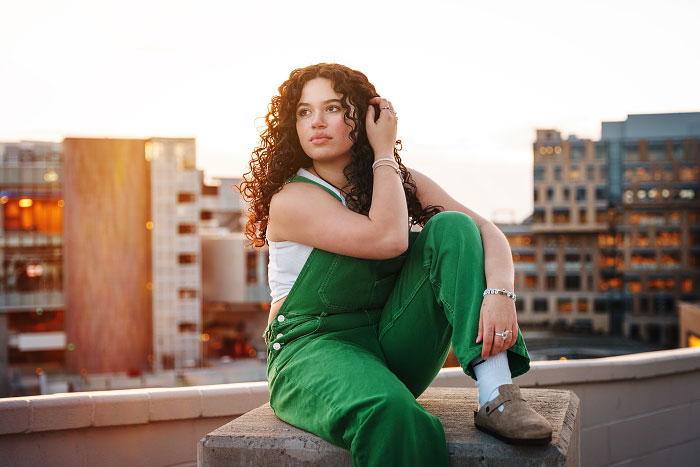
267, 168, 348, 303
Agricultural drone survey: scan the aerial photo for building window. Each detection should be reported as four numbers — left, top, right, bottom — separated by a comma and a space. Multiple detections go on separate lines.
177, 192, 196, 203
569, 164, 580, 180
546, 187, 554, 201
524, 274, 538, 288
630, 252, 655, 269
513, 252, 535, 263
625, 144, 640, 162
1, 198, 63, 233
178, 322, 197, 333
554, 166, 561, 181
178, 289, 198, 299
571, 146, 584, 160
553, 208, 570, 223
579, 208, 587, 223
178, 253, 197, 264
656, 230, 680, 247
563, 187, 570, 201
576, 186, 586, 201
246, 251, 258, 284
679, 165, 699, 181
595, 186, 607, 200
599, 165, 607, 180
596, 209, 607, 223
557, 298, 573, 312
577, 299, 589, 312
595, 143, 608, 160
510, 235, 533, 246
647, 278, 675, 291
660, 252, 680, 269
648, 143, 667, 161
634, 233, 649, 247
534, 298, 548, 313
682, 279, 693, 293
594, 298, 607, 313
565, 275, 580, 290
178, 224, 196, 234
533, 188, 539, 202
544, 252, 556, 262
587, 165, 595, 180
534, 166, 545, 181
533, 209, 545, 223
600, 276, 622, 290
546, 275, 557, 290
672, 141, 685, 160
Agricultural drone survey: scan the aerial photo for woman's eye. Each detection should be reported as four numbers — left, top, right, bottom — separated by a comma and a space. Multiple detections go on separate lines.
297, 109, 311, 117
327, 105, 342, 112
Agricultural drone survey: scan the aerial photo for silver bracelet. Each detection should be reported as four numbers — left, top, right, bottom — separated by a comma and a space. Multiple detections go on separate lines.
483, 288, 516, 302
372, 157, 397, 169
372, 162, 401, 175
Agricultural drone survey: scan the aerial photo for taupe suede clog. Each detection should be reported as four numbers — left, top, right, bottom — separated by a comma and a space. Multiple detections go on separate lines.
473, 384, 553, 445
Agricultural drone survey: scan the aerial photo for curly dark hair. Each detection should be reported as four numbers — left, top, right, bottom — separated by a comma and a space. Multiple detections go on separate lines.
238, 63, 442, 247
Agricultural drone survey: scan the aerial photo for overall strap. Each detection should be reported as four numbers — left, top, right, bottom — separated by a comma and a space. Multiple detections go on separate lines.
286, 174, 344, 203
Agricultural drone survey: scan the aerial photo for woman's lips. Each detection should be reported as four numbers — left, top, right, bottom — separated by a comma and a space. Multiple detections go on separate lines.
311, 136, 331, 145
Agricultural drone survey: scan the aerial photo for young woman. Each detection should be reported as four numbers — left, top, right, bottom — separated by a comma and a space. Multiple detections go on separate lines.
240, 63, 551, 466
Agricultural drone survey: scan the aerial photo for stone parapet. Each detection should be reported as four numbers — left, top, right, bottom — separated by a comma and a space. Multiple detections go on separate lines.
198, 387, 580, 466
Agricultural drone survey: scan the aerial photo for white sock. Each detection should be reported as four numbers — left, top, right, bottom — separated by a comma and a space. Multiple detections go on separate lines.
471, 352, 512, 412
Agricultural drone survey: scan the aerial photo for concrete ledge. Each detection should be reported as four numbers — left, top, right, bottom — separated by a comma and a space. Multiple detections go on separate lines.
198, 387, 580, 466
0, 381, 269, 435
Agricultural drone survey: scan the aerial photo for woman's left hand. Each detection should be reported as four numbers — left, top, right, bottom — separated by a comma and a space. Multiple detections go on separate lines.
475, 294, 518, 359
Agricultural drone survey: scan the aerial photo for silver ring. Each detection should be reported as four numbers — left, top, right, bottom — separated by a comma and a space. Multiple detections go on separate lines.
495, 330, 513, 339
381, 106, 391, 110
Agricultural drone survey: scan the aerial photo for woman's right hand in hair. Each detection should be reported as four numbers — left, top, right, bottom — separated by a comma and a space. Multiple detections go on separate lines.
366, 96, 398, 159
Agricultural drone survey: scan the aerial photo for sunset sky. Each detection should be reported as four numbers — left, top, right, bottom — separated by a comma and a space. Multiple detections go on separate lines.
2, 0, 699, 222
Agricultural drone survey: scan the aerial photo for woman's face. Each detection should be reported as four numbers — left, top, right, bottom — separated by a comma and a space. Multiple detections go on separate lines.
295, 77, 354, 164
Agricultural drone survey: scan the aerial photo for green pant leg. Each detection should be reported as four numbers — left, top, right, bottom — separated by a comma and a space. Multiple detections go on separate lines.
269, 326, 448, 467
378, 211, 530, 396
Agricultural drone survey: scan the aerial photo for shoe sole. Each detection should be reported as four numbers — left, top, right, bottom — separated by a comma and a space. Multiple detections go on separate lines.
475, 422, 552, 446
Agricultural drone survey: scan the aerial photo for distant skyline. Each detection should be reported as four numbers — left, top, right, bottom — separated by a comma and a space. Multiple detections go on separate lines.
2, 0, 699, 222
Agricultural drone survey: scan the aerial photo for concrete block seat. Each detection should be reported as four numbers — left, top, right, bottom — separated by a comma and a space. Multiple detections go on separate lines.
198, 387, 580, 466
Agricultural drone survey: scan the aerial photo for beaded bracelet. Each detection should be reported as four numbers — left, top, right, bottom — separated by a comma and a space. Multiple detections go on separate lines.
483, 288, 517, 302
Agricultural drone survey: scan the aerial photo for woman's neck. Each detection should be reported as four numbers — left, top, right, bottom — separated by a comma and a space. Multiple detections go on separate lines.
307, 159, 351, 193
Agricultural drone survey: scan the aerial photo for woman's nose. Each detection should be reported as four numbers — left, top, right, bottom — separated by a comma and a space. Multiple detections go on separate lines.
311, 112, 326, 128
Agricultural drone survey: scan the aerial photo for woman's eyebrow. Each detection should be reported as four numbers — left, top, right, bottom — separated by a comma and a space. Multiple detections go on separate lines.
296, 99, 343, 109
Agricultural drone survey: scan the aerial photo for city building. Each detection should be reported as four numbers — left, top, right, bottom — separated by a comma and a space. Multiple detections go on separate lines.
506, 112, 700, 347
1, 138, 271, 396
0, 141, 65, 396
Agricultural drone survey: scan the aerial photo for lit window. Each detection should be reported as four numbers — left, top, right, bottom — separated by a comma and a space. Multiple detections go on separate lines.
557, 299, 573, 312
662, 189, 671, 198
624, 190, 634, 203
178, 253, 197, 264
682, 279, 692, 293
178, 193, 196, 203
178, 224, 196, 234
637, 190, 646, 200
569, 166, 580, 180
525, 275, 538, 288
577, 300, 589, 312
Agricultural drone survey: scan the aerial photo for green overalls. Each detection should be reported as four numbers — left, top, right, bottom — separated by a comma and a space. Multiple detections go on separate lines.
263, 174, 530, 466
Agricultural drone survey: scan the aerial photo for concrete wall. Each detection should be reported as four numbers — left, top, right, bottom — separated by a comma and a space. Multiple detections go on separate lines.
1, 348, 699, 467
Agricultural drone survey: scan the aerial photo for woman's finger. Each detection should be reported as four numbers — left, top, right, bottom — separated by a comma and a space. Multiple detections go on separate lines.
476, 312, 483, 344
481, 324, 494, 359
